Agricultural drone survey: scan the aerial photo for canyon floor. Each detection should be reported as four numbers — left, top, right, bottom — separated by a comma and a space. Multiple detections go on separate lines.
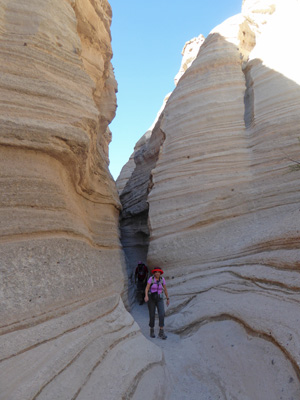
131, 302, 195, 400
131, 302, 300, 400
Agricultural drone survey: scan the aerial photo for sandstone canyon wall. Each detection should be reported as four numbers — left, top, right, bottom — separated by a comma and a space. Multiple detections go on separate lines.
119, 0, 300, 398
117, 35, 204, 303
0, 1, 165, 399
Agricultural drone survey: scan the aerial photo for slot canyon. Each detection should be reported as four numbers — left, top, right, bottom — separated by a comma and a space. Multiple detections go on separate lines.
1, 0, 300, 399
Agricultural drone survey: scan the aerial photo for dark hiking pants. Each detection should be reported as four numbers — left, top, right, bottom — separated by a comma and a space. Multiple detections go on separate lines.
148, 293, 165, 328
136, 281, 146, 302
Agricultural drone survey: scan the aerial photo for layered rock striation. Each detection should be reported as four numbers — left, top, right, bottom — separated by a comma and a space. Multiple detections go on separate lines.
117, 36, 204, 302
119, 0, 300, 397
0, 1, 164, 399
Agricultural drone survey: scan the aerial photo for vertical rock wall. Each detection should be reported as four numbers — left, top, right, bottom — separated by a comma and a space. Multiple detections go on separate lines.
117, 113, 165, 302
117, 36, 204, 303
149, 1, 300, 397
119, 0, 300, 397
0, 1, 164, 399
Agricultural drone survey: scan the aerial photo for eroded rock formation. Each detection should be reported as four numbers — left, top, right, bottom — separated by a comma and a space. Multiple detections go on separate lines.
119, 0, 300, 397
3, 0, 300, 397
0, 1, 164, 399
117, 36, 204, 303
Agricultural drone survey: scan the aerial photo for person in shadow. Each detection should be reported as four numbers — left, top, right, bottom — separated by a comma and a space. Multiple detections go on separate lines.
135, 261, 149, 305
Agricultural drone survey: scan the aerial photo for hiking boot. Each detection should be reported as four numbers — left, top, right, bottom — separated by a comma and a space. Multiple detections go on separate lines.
150, 328, 155, 338
158, 329, 167, 340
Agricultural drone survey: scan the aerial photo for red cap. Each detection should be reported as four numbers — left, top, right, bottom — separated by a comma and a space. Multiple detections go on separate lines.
151, 268, 164, 275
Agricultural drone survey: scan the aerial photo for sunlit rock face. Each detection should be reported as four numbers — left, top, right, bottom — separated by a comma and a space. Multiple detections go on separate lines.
121, 0, 300, 397
0, 1, 164, 399
117, 38, 204, 304
174, 34, 205, 85
116, 111, 165, 301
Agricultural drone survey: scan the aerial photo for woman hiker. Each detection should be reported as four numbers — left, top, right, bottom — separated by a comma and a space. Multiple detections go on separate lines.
144, 268, 170, 339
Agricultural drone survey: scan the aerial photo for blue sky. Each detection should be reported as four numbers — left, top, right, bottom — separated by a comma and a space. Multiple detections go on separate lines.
108, 0, 242, 180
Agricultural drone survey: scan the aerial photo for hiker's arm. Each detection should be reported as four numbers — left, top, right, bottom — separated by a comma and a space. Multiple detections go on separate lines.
144, 282, 150, 302
164, 285, 170, 306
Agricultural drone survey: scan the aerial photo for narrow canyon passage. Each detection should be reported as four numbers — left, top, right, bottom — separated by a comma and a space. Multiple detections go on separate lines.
2, 1, 300, 399
130, 301, 300, 400
117, 2, 300, 397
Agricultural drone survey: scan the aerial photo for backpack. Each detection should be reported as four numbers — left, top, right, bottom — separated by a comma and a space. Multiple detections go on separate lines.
136, 264, 148, 282
149, 276, 164, 292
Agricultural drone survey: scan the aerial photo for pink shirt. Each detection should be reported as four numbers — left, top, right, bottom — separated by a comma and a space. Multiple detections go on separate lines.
148, 277, 165, 294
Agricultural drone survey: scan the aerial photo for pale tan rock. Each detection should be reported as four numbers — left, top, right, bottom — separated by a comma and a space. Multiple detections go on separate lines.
0, 0, 120, 322
117, 37, 202, 304
116, 129, 152, 195
116, 94, 170, 195
120, 0, 300, 397
116, 32, 203, 196
0, 1, 164, 398
174, 34, 205, 85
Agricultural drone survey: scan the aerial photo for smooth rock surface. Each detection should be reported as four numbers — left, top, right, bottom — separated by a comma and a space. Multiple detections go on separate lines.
0, 1, 164, 399
121, 0, 300, 397
132, 303, 300, 400
117, 37, 204, 304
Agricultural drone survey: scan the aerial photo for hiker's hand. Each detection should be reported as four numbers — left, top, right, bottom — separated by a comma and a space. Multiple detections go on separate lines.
144, 295, 149, 303
166, 299, 170, 307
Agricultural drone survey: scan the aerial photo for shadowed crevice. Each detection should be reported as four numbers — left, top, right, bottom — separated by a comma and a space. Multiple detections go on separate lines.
118, 112, 166, 305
